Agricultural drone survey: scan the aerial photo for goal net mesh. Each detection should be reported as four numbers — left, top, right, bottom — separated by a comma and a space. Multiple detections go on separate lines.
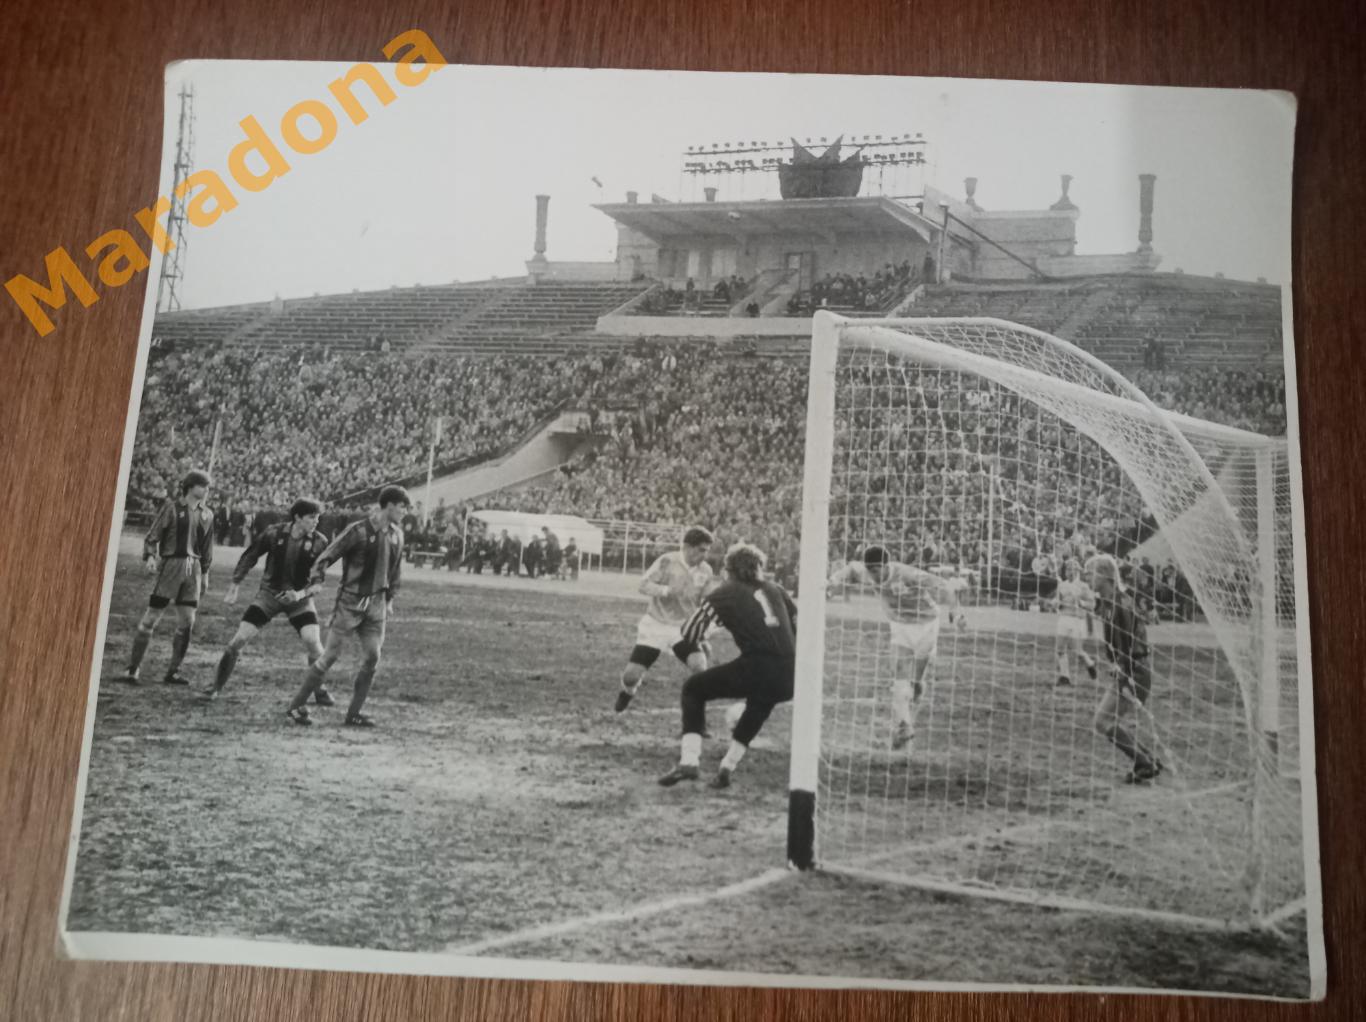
806, 316, 1305, 925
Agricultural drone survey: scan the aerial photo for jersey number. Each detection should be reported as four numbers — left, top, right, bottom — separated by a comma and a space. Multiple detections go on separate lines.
754, 590, 780, 627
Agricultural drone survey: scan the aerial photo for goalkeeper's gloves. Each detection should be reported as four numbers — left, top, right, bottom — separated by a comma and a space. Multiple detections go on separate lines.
144, 557, 159, 576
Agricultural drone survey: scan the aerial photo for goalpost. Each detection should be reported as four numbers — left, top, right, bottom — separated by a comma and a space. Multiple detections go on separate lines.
788, 311, 1306, 928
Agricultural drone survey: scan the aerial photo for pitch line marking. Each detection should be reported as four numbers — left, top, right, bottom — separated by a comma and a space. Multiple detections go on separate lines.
836, 778, 1251, 871
1263, 896, 1307, 927
444, 867, 791, 957
822, 863, 1250, 932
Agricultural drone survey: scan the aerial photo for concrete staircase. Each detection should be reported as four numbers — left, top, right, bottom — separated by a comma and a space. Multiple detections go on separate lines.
423, 410, 603, 506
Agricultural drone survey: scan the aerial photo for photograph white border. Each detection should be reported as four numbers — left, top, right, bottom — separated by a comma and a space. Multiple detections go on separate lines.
56, 59, 1326, 1003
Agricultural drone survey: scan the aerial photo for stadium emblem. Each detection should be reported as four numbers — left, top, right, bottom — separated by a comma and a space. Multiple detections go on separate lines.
778, 137, 866, 199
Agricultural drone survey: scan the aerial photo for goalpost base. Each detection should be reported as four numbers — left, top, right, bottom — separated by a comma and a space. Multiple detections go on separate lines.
786, 789, 817, 870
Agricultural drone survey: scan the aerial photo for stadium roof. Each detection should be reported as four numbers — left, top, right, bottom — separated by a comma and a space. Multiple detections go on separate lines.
594, 196, 940, 244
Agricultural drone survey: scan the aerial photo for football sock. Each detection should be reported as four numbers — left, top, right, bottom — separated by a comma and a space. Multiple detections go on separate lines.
214, 648, 239, 691
289, 663, 325, 711
720, 740, 747, 772
1105, 725, 1155, 771
127, 625, 153, 673
680, 732, 702, 767
348, 667, 376, 719
167, 626, 192, 674
1057, 653, 1070, 677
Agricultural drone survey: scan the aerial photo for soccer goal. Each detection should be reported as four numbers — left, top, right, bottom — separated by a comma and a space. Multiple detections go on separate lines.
787, 310, 1308, 929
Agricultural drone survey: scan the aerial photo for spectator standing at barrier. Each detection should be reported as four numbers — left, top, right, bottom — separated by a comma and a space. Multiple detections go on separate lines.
402, 507, 420, 558
1175, 567, 1195, 622
228, 505, 247, 547
543, 527, 563, 579
469, 533, 492, 574
525, 535, 544, 578
215, 502, 231, 545
492, 530, 513, 575
441, 520, 461, 570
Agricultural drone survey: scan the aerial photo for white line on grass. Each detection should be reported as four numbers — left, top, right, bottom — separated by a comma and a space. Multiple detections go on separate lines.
444, 867, 791, 956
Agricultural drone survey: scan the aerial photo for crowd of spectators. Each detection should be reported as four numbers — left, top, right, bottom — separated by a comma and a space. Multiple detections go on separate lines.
636, 275, 756, 316
127, 344, 619, 511
783, 259, 921, 317
472, 342, 806, 585
129, 329, 1289, 610
1132, 367, 1288, 436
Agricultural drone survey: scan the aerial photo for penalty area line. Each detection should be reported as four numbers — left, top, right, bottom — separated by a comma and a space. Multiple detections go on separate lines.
444, 867, 792, 957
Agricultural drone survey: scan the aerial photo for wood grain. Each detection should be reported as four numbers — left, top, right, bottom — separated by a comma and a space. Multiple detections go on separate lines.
2, 0, 1362, 1018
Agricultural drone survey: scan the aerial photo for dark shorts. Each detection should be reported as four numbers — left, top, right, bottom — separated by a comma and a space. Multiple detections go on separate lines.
149, 557, 202, 608
242, 586, 320, 630
681, 654, 796, 745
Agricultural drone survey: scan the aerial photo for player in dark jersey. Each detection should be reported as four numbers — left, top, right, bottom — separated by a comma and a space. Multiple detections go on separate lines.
658, 542, 797, 790
204, 498, 332, 702
1086, 553, 1163, 783
249, 507, 289, 548
284, 485, 409, 727
116, 470, 215, 686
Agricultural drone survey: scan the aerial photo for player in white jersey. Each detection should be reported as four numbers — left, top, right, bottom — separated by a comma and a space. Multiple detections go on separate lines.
614, 527, 716, 713
828, 545, 966, 752
1052, 558, 1099, 687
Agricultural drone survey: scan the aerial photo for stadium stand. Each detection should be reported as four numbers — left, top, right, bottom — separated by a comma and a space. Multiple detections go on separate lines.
635, 276, 757, 316
781, 261, 921, 318
135, 273, 1285, 603
902, 273, 1283, 369
153, 281, 650, 355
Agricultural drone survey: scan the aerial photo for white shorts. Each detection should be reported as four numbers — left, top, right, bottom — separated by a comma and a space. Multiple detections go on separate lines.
1056, 615, 1088, 641
635, 614, 685, 651
888, 617, 940, 658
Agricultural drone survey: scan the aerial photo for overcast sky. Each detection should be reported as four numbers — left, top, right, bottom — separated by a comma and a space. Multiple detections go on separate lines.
159, 62, 1296, 310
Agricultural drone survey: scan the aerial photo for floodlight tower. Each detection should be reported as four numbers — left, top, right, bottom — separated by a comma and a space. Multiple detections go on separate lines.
157, 84, 195, 312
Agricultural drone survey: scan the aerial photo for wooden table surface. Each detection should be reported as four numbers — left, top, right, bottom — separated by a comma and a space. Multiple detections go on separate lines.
2, 0, 1362, 1018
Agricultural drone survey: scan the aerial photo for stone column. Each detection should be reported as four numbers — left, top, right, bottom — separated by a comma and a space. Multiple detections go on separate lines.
1050, 174, 1077, 211
534, 194, 550, 257
1138, 174, 1156, 252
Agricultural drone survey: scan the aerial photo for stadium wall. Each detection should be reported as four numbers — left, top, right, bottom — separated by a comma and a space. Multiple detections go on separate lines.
596, 315, 812, 337
525, 260, 625, 282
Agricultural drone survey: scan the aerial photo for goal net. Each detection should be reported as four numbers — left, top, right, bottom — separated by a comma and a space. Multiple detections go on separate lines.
787, 312, 1308, 928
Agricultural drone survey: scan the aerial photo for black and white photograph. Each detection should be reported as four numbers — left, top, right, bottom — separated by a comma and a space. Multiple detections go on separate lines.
60, 58, 1323, 1000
